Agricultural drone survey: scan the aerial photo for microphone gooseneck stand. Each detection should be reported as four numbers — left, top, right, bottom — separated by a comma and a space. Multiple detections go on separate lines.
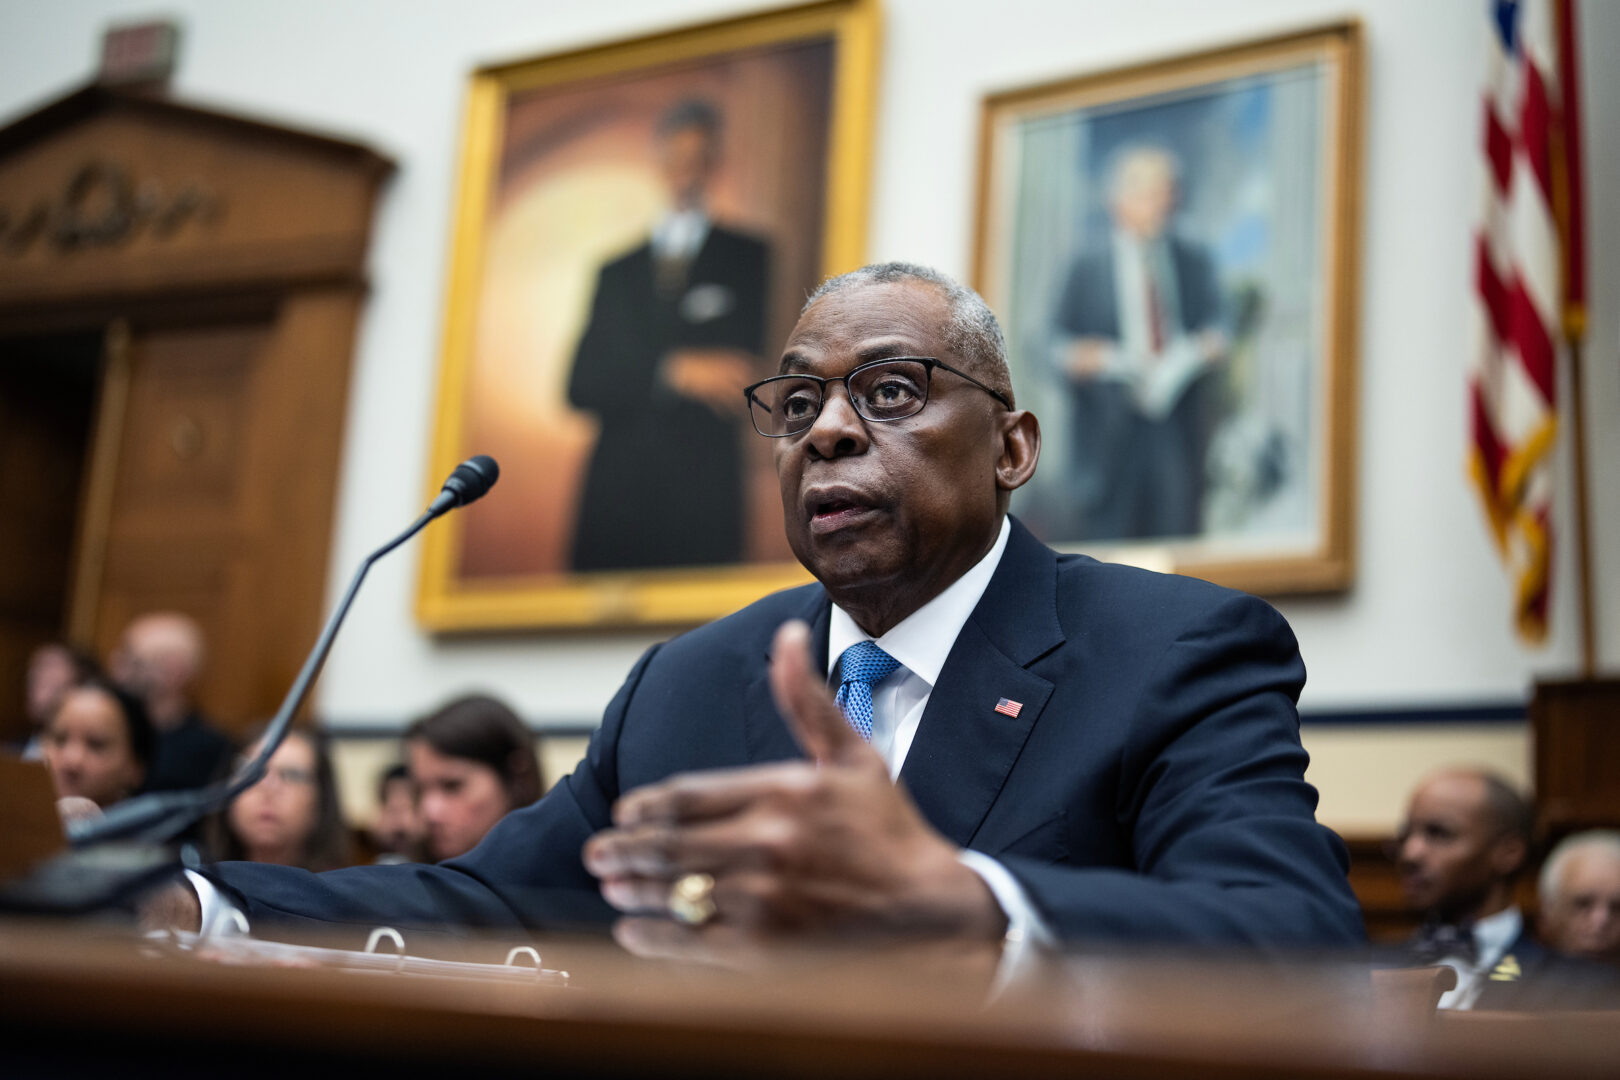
0, 456, 500, 914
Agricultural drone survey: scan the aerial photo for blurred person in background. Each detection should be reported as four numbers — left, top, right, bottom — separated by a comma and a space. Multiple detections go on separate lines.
1396, 768, 1619, 1009
406, 694, 541, 861
1539, 831, 1620, 963
109, 611, 234, 791
42, 677, 153, 811
207, 727, 350, 871
17, 641, 99, 761
369, 762, 426, 864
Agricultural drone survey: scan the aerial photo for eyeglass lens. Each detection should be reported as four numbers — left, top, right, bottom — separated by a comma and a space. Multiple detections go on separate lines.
749, 360, 930, 435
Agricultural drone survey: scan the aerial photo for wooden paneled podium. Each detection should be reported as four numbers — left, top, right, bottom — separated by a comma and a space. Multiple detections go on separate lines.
2, 919, 1616, 1080
1533, 678, 1620, 838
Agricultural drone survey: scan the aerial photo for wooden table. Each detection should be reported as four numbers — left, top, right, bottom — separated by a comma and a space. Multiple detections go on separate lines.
2, 919, 1615, 1079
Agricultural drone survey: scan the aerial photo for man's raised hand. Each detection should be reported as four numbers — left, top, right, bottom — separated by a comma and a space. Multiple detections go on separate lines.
582, 620, 1006, 949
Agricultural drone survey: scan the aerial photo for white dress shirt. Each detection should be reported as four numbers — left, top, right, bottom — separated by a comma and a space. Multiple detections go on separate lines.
826, 516, 1054, 948
650, 208, 710, 263
1435, 906, 1523, 1010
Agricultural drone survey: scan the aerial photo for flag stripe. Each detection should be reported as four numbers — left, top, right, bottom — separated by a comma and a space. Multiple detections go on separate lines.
1484, 101, 1514, 191
1475, 233, 1510, 341
1519, 48, 1555, 202
1507, 277, 1557, 403
1471, 382, 1507, 485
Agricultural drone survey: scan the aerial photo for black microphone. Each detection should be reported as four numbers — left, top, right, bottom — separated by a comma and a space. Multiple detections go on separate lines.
428, 454, 500, 516
63, 456, 501, 850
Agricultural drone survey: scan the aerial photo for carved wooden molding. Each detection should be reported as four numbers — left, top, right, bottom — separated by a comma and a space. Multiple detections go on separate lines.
0, 158, 221, 256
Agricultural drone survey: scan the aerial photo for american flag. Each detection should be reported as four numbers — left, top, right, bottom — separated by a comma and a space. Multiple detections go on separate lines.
1469, 0, 1583, 643
994, 698, 1023, 718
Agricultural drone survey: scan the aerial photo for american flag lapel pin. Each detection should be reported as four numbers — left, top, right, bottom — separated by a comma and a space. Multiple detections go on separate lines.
994, 697, 1023, 718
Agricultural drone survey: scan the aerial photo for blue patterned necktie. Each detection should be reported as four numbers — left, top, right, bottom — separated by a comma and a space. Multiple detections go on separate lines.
834, 640, 900, 741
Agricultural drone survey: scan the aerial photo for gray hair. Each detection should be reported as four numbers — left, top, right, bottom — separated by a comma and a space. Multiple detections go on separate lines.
802, 262, 1012, 404
1539, 829, 1620, 908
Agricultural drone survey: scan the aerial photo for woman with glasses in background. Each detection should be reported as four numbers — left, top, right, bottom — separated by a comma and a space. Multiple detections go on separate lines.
207, 727, 351, 871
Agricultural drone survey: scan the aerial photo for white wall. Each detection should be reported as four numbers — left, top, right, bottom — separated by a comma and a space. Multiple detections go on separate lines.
2, 0, 1616, 730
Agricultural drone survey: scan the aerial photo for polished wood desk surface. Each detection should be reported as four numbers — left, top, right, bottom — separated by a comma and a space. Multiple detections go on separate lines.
2, 919, 1616, 1080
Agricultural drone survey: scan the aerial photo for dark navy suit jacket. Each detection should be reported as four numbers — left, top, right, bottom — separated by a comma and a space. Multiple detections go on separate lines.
215, 518, 1364, 948
1471, 927, 1620, 1011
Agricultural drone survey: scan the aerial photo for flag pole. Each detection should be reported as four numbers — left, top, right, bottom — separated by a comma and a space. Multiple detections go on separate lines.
1554, 0, 1595, 675
1565, 336, 1595, 676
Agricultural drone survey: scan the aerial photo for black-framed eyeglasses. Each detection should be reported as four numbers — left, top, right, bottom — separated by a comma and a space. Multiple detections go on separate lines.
742, 357, 1011, 438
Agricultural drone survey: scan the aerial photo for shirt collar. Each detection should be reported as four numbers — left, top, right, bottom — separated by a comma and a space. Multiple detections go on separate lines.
1472, 905, 1522, 965
827, 516, 1012, 686
653, 209, 710, 260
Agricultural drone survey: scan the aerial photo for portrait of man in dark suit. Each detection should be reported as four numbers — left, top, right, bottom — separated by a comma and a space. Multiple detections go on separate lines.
423, 30, 841, 621
1051, 143, 1228, 542
567, 99, 772, 572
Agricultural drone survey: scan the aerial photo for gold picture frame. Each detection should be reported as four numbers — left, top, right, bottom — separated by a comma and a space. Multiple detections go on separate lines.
418, 0, 879, 631
974, 22, 1362, 596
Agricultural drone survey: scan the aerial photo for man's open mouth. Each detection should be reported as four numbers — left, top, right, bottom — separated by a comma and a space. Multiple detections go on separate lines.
804, 487, 878, 532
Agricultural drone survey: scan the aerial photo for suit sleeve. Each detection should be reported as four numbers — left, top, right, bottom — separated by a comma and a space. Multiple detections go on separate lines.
1002, 594, 1364, 949
734, 238, 770, 357
568, 261, 663, 417
1174, 240, 1225, 333
209, 646, 664, 938
1053, 254, 1112, 341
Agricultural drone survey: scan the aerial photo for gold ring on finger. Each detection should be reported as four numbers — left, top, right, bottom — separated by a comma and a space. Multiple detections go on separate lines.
668, 872, 717, 926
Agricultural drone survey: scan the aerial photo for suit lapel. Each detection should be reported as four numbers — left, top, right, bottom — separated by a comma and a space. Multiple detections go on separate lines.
898, 520, 1066, 848
743, 590, 830, 764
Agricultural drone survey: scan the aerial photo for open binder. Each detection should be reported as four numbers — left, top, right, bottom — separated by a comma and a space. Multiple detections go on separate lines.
158, 925, 570, 986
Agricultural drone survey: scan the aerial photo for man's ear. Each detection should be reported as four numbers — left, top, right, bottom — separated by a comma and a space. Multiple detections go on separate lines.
995, 410, 1041, 493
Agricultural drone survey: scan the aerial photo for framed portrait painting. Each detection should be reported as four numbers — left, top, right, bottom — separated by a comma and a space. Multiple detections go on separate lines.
417, 0, 878, 631
974, 22, 1362, 595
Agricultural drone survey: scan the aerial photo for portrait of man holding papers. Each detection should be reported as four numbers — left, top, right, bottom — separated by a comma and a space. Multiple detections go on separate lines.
975, 24, 1361, 596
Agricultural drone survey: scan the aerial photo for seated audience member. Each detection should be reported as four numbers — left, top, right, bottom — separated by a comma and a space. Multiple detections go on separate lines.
406, 695, 541, 861
108, 611, 234, 791
18, 641, 99, 761
206, 728, 350, 871
41, 678, 154, 810
369, 763, 426, 864
1396, 768, 1619, 1009
1539, 830, 1620, 963
145, 263, 1363, 952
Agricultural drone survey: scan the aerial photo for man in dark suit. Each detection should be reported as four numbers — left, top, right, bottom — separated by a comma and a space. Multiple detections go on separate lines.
567, 99, 771, 571
1396, 768, 1620, 1009
1052, 144, 1227, 542
156, 263, 1360, 952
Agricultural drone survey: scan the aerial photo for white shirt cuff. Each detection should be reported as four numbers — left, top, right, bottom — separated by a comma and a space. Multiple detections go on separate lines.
185, 869, 250, 939
956, 849, 1056, 948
